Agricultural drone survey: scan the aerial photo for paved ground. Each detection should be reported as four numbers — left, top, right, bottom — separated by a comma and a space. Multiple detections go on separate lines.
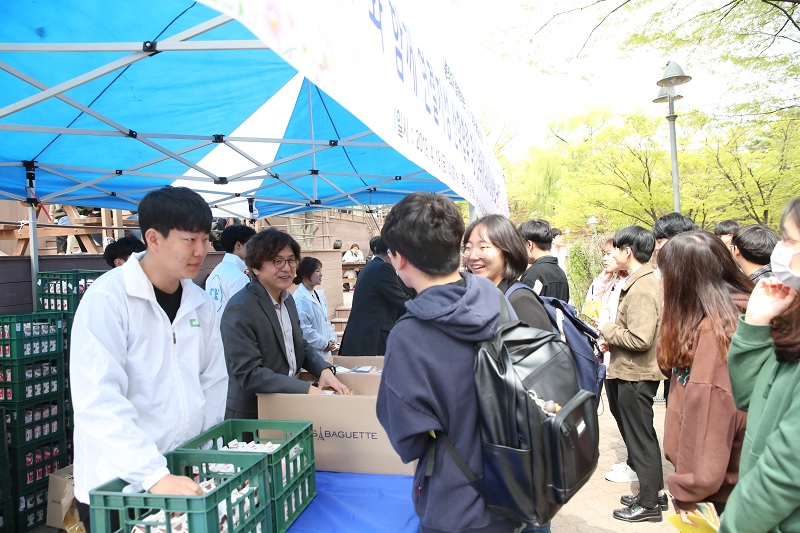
549, 397, 676, 532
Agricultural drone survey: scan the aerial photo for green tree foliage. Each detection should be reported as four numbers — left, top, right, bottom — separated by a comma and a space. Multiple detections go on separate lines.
503, 107, 798, 238
504, 147, 563, 223
549, 110, 674, 231
622, 0, 800, 113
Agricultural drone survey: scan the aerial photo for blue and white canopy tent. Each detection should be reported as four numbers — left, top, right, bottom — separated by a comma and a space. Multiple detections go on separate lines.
0, 0, 507, 295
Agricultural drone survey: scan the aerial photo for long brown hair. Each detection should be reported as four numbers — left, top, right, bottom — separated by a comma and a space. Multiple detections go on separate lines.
657, 231, 753, 369
774, 198, 800, 362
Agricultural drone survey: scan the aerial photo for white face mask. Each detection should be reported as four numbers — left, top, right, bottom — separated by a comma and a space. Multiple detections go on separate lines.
770, 241, 800, 291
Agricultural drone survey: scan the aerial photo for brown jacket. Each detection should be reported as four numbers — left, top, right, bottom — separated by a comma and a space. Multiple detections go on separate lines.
663, 296, 749, 510
602, 264, 664, 381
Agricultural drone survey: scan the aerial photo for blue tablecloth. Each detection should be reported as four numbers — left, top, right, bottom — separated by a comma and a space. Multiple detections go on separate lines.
288, 472, 420, 532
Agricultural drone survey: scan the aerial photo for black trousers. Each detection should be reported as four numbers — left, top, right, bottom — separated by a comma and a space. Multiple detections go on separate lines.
616, 379, 663, 508
605, 380, 627, 446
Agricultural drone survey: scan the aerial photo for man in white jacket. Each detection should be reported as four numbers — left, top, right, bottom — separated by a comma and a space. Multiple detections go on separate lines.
206, 224, 256, 329
70, 187, 228, 531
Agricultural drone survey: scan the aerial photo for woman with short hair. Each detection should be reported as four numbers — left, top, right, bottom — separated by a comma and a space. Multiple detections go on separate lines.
293, 257, 338, 361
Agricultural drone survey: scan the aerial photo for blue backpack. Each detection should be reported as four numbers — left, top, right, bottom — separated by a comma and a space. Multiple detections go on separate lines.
506, 283, 606, 399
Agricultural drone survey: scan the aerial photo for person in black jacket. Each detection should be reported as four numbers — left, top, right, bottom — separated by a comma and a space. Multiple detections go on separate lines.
518, 219, 570, 302
338, 235, 410, 356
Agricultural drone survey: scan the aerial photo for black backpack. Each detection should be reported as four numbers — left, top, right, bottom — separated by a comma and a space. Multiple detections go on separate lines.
505, 283, 606, 399
428, 292, 599, 526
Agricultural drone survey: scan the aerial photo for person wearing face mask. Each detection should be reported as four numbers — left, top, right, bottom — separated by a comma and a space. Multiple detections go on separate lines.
719, 197, 800, 533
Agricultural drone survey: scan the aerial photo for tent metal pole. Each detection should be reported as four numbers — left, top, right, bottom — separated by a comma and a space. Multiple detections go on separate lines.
307, 80, 318, 201
25, 163, 39, 311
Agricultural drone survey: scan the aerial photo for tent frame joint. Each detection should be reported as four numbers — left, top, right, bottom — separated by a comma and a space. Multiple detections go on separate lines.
142, 40, 158, 52
310, 169, 319, 175
214, 177, 228, 185
213, 134, 225, 143
328, 139, 338, 147
127, 129, 137, 138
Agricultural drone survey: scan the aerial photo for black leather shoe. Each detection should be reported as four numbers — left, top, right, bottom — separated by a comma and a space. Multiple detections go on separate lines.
620, 492, 669, 510
613, 504, 663, 523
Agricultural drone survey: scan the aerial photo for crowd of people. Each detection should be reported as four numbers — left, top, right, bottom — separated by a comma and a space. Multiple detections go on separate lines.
64, 185, 800, 533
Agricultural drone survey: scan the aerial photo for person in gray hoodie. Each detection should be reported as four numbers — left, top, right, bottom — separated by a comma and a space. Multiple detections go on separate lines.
376, 192, 522, 533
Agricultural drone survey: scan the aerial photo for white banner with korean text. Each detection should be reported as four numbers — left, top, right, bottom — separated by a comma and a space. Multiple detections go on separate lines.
199, 0, 508, 216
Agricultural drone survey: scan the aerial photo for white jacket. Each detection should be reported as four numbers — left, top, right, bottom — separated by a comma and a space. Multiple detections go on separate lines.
70, 251, 228, 503
292, 283, 337, 360
206, 253, 248, 328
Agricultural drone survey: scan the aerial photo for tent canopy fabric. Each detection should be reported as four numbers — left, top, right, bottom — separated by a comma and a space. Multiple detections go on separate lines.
0, 0, 469, 219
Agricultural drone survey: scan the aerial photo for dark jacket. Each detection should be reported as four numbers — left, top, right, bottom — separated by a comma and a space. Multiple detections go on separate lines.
497, 279, 552, 332
663, 294, 749, 511
377, 273, 521, 533
520, 255, 570, 302
339, 256, 410, 356
221, 279, 332, 417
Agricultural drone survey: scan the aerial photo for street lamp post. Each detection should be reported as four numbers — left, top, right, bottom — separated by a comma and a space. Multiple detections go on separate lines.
654, 61, 691, 214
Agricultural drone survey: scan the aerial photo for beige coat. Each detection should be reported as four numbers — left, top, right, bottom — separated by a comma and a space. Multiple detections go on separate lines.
601, 264, 664, 381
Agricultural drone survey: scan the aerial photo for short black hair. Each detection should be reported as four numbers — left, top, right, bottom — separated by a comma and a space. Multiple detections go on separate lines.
518, 219, 553, 251
293, 256, 323, 285
138, 187, 212, 239
732, 224, 779, 265
552, 228, 563, 237
220, 224, 256, 253
371, 235, 389, 255
714, 219, 740, 236
613, 225, 656, 263
382, 193, 464, 276
464, 215, 529, 284
652, 212, 696, 240
102, 236, 146, 267
245, 228, 301, 271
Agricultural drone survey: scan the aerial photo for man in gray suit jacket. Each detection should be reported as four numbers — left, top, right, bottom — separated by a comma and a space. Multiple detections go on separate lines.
221, 229, 349, 419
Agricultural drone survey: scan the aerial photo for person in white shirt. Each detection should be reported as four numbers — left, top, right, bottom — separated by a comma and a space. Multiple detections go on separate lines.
342, 243, 364, 262
70, 187, 228, 532
206, 224, 256, 328
292, 257, 338, 361
552, 227, 568, 272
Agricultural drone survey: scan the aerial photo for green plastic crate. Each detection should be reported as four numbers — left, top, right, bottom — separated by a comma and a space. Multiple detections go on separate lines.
5, 397, 65, 448
89, 449, 271, 533
37, 270, 106, 313
0, 312, 64, 360
0, 458, 10, 502
9, 434, 67, 490
271, 466, 315, 533
14, 479, 47, 531
179, 420, 314, 500
0, 496, 13, 532
0, 357, 64, 404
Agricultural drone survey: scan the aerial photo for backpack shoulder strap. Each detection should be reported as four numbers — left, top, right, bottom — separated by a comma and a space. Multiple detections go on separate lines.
504, 281, 533, 299
425, 430, 480, 485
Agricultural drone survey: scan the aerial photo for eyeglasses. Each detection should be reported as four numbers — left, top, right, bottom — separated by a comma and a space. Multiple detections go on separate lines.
461, 244, 495, 258
272, 257, 297, 269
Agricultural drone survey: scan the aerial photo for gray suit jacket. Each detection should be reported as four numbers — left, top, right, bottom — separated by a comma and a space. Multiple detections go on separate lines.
221, 279, 332, 417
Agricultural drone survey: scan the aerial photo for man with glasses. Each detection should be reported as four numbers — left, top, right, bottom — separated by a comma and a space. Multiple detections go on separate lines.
339, 235, 410, 356
222, 228, 349, 419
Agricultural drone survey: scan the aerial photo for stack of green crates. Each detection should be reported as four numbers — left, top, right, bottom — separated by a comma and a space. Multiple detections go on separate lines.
179, 419, 316, 533
37, 269, 106, 463
0, 311, 66, 531
90, 449, 271, 533
0, 408, 13, 532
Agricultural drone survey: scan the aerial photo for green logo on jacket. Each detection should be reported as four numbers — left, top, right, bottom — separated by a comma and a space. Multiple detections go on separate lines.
189, 318, 201, 328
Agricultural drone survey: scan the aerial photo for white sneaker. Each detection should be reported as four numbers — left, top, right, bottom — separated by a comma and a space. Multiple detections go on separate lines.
604, 463, 639, 483
610, 461, 628, 472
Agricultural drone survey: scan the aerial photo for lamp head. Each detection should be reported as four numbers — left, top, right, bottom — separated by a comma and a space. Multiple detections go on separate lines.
653, 86, 683, 104
657, 61, 692, 87
587, 215, 599, 229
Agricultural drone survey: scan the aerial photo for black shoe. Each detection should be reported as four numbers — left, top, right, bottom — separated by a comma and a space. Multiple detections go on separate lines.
620, 492, 669, 510
613, 504, 663, 523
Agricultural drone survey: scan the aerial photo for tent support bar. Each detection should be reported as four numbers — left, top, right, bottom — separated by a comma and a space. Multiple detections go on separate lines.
0, 40, 269, 52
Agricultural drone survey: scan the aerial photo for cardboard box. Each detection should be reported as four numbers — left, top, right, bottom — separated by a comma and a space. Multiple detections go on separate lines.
47, 464, 77, 529
258, 357, 415, 476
